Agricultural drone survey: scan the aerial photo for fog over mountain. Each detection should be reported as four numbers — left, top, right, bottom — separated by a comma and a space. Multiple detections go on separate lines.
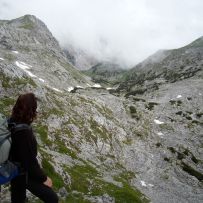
0, 0, 203, 67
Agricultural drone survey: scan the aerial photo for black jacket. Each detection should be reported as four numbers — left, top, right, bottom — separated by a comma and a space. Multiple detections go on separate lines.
9, 119, 47, 183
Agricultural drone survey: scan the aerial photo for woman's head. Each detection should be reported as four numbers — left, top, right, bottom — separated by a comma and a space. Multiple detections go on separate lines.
12, 93, 37, 124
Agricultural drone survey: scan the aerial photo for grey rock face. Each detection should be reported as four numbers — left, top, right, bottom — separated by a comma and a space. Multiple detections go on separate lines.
63, 45, 98, 70
0, 15, 92, 91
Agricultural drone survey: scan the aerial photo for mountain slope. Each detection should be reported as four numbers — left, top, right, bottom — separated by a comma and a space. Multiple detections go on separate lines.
83, 62, 127, 86
0, 15, 149, 203
118, 36, 203, 94
0, 15, 92, 92
1, 15, 203, 203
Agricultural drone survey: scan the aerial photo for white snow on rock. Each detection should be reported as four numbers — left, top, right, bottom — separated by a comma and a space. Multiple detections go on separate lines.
154, 119, 164, 125
140, 180, 154, 187
15, 61, 37, 78
12, 50, 19, 54
68, 87, 74, 92
0, 57, 4, 61
157, 132, 164, 136
176, 95, 182, 99
106, 87, 114, 90
46, 85, 63, 93
26, 71, 37, 78
93, 84, 102, 88
148, 184, 154, 187
76, 85, 84, 89
38, 78, 45, 83
86, 83, 91, 87
52, 87, 63, 93
140, 181, 147, 187
15, 61, 32, 70
199, 93, 202, 96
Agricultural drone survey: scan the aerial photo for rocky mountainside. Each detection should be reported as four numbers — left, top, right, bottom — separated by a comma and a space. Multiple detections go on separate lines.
63, 45, 98, 70
0, 15, 92, 91
0, 15, 203, 203
0, 15, 148, 203
118, 36, 203, 94
83, 62, 127, 86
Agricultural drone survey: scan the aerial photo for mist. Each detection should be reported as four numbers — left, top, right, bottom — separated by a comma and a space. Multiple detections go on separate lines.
0, 0, 203, 67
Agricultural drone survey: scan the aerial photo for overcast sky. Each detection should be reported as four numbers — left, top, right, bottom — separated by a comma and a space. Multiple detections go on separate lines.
0, 0, 202, 67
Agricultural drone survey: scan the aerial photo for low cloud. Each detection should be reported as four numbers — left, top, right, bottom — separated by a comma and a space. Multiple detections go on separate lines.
0, 0, 203, 67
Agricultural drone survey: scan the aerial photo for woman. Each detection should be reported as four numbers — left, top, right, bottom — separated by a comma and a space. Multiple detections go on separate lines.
9, 93, 58, 203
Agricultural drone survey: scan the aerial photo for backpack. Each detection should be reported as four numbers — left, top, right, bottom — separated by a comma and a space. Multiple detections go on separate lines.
0, 113, 29, 185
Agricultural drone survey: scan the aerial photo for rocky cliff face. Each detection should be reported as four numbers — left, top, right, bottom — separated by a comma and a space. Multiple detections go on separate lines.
0, 15, 91, 92
63, 45, 98, 70
0, 15, 203, 203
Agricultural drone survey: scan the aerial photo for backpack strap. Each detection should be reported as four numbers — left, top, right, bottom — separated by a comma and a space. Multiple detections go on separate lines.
0, 134, 10, 146
0, 123, 30, 146
8, 122, 31, 133
13, 124, 31, 133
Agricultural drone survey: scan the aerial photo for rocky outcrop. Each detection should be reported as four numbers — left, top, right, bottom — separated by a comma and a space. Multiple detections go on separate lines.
63, 45, 98, 70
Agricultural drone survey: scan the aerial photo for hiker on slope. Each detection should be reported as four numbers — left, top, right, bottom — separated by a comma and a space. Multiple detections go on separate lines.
8, 93, 58, 203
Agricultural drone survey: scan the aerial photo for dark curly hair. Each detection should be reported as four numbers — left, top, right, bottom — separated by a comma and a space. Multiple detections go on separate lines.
11, 93, 37, 124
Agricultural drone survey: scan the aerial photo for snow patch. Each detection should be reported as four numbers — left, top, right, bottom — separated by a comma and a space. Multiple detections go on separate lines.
47, 85, 63, 93
154, 119, 164, 125
176, 95, 182, 99
76, 85, 84, 89
106, 87, 114, 90
15, 61, 32, 70
68, 87, 74, 92
38, 78, 45, 83
12, 51, 19, 54
15, 61, 37, 78
52, 87, 63, 93
26, 71, 37, 78
140, 181, 147, 187
199, 93, 202, 96
148, 184, 154, 187
157, 132, 164, 136
0, 57, 4, 61
93, 84, 102, 88
140, 180, 154, 187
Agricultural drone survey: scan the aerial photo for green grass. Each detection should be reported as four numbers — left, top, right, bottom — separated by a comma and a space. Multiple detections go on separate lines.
19, 23, 34, 29
41, 158, 64, 190
0, 96, 15, 115
54, 137, 77, 159
1, 75, 12, 88
64, 164, 99, 194
43, 107, 65, 118
64, 164, 148, 203
4, 53, 16, 61
35, 124, 52, 146
14, 77, 37, 87
1, 73, 37, 89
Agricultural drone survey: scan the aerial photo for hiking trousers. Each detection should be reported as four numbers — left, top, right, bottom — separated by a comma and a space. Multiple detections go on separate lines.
10, 175, 58, 203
